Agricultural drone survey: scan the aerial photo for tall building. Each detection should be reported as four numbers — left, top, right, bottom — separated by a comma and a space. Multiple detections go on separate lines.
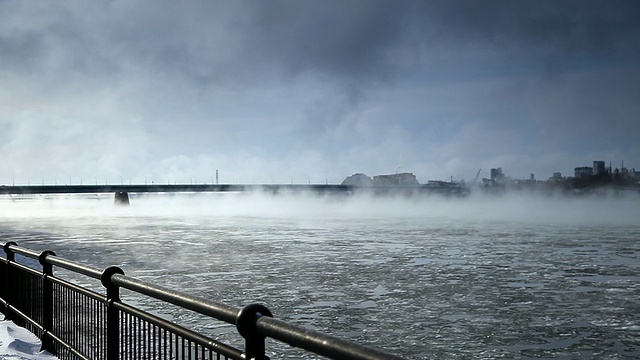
593, 161, 606, 175
490, 168, 504, 181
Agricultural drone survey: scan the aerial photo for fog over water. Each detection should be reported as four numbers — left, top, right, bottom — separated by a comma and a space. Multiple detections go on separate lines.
2, 191, 639, 225
1, 193, 639, 359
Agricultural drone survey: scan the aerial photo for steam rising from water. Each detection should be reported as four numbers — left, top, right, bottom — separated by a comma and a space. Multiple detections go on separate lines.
1, 191, 638, 227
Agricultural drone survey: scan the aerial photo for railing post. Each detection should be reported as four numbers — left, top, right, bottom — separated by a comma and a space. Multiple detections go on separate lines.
236, 303, 273, 360
38, 250, 57, 354
2, 242, 18, 324
101, 266, 124, 360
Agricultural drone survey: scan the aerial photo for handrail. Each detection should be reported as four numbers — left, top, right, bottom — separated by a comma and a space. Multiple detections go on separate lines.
0, 241, 407, 360
4, 245, 40, 259
257, 316, 407, 360
110, 274, 239, 325
46, 256, 104, 279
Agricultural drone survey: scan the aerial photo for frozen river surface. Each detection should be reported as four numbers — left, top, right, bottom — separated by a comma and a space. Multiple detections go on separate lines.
1, 192, 639, 359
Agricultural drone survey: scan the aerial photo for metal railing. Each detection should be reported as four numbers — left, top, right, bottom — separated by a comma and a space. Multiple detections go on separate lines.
0, 241, 406, 360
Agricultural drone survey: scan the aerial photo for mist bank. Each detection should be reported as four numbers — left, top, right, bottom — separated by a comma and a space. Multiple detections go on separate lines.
0, 191, 638, 227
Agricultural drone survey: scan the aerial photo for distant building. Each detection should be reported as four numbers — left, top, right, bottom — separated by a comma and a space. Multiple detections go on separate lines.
490, 168, 505, 183
574, 167, 593, 178
548, 172, 563, 182
372, 173, 420, 186
341, 173, 373, 186
593, 161, 606, 175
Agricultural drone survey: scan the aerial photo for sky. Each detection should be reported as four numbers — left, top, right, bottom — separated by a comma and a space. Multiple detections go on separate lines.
1, 0, 639, 185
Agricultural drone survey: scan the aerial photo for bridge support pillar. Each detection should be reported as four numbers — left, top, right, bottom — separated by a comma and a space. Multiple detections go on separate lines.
114, 192, 130, 206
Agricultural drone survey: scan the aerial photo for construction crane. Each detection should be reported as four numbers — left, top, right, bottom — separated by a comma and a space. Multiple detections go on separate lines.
473, 169, 482, 183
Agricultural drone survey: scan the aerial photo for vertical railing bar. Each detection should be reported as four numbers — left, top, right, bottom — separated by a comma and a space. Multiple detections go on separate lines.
94, 297, 97, 359
83, 295, 86, 357
146, 319, 149, 360
122, 312, 125, 360
169, 331, 173, 360
77, 289, 80, 355
89, 297, 92, 358
122, 313, 126, 360
139, 315, 142, 360
88, 296, 91, 358
3, 242, 17, 323
86, 295, 90, 357
153, 323, 157, 359
130, 313, 134, 360
78, 291, 82, 357
145, 319, 149, 359
68, 286, 71, 357
107, 302, 110, 360
69, 286, 73, 353
96, 297, 100, 359
129, 312, 133, 360
135, 315, 140, 360
163, 327, 167, 360
74, 290, 77, 357
71, 288, 74, 359
140, 318, 144, 360
142, 319, 151, 359
77, 290, 80, 356
120, 312, 125, 360
91, 297, 94, 358
82, 294, 85, 357
69, 288, 72, 353
62, 286, 65, 352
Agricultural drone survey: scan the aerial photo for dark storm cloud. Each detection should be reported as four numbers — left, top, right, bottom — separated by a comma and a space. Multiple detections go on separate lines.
234, 0, 640, 84
3, 1, 638, 87
417, 0, 640, 52
240, 1, 407, 81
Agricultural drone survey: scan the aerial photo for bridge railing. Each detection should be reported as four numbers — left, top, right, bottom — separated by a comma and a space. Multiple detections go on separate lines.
0, 241, 406, 360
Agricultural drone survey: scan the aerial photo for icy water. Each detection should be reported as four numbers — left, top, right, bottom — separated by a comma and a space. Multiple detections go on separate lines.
1, 192, 639, 359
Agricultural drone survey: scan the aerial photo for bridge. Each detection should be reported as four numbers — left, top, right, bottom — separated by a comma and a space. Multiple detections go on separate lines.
0, 183, 469, 196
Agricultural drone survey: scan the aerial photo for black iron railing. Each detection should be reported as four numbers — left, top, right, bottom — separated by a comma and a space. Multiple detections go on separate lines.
0, 241, 406, 360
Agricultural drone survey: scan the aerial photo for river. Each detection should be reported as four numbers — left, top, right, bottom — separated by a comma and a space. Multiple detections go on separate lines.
1, 192, 639, 359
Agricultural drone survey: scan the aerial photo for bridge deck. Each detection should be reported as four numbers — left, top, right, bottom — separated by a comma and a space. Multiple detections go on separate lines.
0, 184, 465, 195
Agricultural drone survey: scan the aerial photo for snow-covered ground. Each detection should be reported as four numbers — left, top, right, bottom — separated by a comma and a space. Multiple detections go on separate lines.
0, 319, 56, 360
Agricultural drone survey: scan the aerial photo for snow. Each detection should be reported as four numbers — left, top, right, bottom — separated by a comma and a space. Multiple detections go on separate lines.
0, 319, 57, 360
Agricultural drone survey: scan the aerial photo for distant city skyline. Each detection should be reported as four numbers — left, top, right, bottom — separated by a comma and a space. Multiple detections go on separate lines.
1, 1, 639, 185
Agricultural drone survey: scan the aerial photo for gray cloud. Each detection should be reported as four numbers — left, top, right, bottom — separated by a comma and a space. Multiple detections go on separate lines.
1, 1, 639, 183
